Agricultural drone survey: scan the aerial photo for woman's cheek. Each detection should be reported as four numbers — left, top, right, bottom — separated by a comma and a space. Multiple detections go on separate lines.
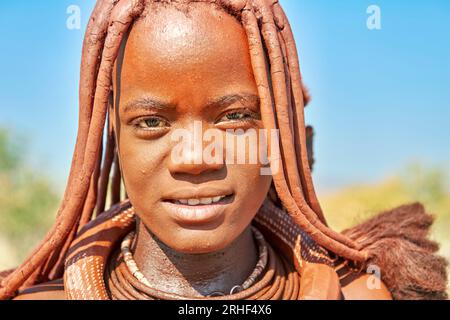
119, 139, 167, 192
231, 164, 272, 213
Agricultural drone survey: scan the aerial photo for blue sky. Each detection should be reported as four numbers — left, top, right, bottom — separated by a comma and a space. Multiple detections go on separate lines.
0, 1, 449, 193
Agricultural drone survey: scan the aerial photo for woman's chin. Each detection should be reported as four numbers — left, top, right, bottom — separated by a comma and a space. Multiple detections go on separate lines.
156, 230, 235, 255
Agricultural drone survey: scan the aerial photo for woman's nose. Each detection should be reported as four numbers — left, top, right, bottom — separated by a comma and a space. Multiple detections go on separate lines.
167, 127, 225, 176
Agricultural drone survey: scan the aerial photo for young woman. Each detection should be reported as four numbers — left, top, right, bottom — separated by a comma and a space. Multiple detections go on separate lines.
1, 0, 447, 300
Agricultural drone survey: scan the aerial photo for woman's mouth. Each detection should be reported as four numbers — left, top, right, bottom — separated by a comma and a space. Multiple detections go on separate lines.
161, 194, 234, 225
170, 195, 228, 206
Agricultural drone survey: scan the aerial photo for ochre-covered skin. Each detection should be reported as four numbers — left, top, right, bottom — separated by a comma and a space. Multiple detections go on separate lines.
1, 0, 446, 300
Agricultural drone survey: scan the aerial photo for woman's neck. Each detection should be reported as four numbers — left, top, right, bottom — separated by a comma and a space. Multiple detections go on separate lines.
132, 220, 258, 297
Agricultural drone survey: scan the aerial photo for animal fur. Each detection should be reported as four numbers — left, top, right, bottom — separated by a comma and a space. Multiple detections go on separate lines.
343, 203, 448, 300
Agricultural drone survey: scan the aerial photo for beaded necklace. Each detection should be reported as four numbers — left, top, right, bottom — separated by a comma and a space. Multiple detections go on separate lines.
106, 226, 301, 300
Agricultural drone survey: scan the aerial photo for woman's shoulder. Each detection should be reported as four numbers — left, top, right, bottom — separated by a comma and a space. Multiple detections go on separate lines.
338, 266, 393, 300
13, 279, 65, 300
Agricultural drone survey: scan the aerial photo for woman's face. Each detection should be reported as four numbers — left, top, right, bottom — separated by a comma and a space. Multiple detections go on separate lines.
113, 3, 272, 254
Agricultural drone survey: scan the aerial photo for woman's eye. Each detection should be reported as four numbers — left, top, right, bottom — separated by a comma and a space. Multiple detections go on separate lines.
218, 110, 257, 123
136, 117, 169, 129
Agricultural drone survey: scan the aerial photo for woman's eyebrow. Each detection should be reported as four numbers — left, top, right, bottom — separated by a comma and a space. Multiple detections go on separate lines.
122, 93, 260, 112
123, 96, 177, 112
206, 93, 260, 110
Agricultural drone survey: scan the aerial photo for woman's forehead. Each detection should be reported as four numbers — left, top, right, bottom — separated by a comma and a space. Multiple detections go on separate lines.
126, 2, 248, 62
115, 2, 257, 100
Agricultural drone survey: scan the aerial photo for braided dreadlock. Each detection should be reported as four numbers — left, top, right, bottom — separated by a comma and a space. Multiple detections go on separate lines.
0, 0, 370, 299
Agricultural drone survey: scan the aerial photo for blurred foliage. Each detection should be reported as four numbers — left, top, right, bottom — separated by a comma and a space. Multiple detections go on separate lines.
0, 128, 59, 269
322, 164, 450, 233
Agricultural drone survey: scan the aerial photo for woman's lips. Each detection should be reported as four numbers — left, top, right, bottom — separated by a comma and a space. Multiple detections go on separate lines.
161, 194, 234, 225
